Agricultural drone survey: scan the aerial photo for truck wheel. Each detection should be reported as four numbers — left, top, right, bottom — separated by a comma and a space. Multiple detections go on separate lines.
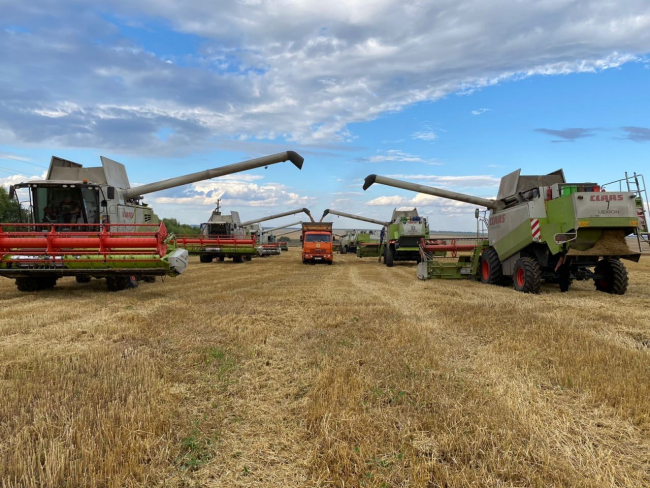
594, 259, 628, 295
385, 245, 395, 267
106, 277, 129, 292
199, 255, 213, 263
513, 257, 542, 294
480, 247, 502, 284
75, 275, 92, 284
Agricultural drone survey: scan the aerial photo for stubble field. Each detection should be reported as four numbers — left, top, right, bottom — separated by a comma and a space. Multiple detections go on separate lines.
1, 252, 649, 487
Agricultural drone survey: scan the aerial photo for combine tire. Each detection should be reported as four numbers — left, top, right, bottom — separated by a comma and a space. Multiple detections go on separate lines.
341, 246, 347, 255
245, 255, 252, 261
594, 259, 628, 295
199, 255, 213, 263
480, 247, 502, 284
106, 277, 129, 292
218, 256, 225, 262
232, 255, 244, 263
513, 258, 542, 294
16, 277, 58, 292
75, 275, 92, 284
385, 245, 395, 267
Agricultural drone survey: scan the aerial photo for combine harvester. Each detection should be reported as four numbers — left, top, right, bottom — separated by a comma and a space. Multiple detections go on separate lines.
364, 169, 647, 294
320, 209, 388, 258
2, 151, 304, 291
177, 206, 311, 262
176, 200, 255, 263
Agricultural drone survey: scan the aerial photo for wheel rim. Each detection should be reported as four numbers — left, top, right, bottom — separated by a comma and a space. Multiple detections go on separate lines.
516, 268, 525, 287
598, 278, 608, 289
481, 260, 490, 280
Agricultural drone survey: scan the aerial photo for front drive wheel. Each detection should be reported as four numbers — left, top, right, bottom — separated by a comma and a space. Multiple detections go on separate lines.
16, 277, 58, 292
106, 276, 129, 292
513, 257, 542, 294
594, 259, 628, 295
480, 247, 502, 284
385, 245, 394, 267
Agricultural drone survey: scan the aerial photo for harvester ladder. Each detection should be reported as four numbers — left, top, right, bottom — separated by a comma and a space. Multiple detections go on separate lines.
603, 172, 650, 252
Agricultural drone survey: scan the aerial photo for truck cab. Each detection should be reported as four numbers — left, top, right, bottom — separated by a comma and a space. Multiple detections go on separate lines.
301, 222, 333, 264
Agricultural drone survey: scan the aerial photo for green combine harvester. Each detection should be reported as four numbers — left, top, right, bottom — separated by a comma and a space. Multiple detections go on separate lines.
364, 169, 647, 294
2, 151, 304, 291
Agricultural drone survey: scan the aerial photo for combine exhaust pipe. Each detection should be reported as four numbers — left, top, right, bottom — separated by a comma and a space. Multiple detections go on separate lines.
363, 174, 502, 210
124, 151, 304, 199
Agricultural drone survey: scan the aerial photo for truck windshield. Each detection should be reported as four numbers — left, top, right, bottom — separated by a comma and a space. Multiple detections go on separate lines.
305, 234, 331, 243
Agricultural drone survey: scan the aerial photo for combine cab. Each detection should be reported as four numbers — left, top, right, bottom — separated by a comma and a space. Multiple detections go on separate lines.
364, 170, 646, 294
3, 151, 304, 291
320, 209, 387, 259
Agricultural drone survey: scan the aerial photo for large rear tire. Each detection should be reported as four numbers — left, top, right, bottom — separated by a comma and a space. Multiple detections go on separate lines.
513, 257, 542, 294
385, 245, 394, 267
594, 259, 628, 295
199, 255, 213, 263
480, 247, 502, 284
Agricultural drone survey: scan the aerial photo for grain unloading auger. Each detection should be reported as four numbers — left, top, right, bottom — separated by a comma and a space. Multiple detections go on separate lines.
3, 151, 304, 291
320, 209, 388, 257
364, 170, 645, 294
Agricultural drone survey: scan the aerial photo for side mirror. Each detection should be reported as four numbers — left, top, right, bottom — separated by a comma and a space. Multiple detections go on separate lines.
107, 187, 115, 199
474, 209, 479, 219
101, 200, 108, 207
9, 186, 16, 200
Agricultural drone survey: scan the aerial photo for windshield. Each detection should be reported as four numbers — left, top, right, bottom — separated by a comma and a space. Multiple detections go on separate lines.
305, 234, 331, 243
32, 186, 100, 224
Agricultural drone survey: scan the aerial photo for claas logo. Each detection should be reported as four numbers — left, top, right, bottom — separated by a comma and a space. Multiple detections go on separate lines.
489, 215, 505, 226
590, 194, 623, 201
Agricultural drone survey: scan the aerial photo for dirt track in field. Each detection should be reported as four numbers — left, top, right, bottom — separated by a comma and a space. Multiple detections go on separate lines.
1, 252, 650, 487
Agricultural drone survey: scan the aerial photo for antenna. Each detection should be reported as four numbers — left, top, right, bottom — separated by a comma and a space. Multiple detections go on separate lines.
215, 198, 221, 215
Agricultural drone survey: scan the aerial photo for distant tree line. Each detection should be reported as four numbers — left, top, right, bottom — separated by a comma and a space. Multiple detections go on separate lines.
0, 187, 29, 222
160, 217, 201, 236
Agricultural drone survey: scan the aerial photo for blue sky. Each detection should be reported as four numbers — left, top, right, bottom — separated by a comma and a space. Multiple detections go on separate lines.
1, 1, 649, 231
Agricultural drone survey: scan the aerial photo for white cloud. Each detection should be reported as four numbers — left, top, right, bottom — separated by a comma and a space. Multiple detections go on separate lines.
1, 1, 649, 149
384, 174, 500, 187
412, 130, 437, 141
0, 153, 32, 162
151, 179, 314, 210
366, 195, 410, 206
471, 108, 491, 115
358, 150, 441, 164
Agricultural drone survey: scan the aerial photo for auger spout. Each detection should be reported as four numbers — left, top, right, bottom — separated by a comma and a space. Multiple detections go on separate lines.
124, 151, 304, 199
363, 174, 501, 210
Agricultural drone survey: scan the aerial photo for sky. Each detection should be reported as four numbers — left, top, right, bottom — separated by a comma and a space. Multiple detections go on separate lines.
1, 0, 649, 231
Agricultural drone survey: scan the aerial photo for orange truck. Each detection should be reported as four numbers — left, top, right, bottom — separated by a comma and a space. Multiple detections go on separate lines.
301, 222, 333, 265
